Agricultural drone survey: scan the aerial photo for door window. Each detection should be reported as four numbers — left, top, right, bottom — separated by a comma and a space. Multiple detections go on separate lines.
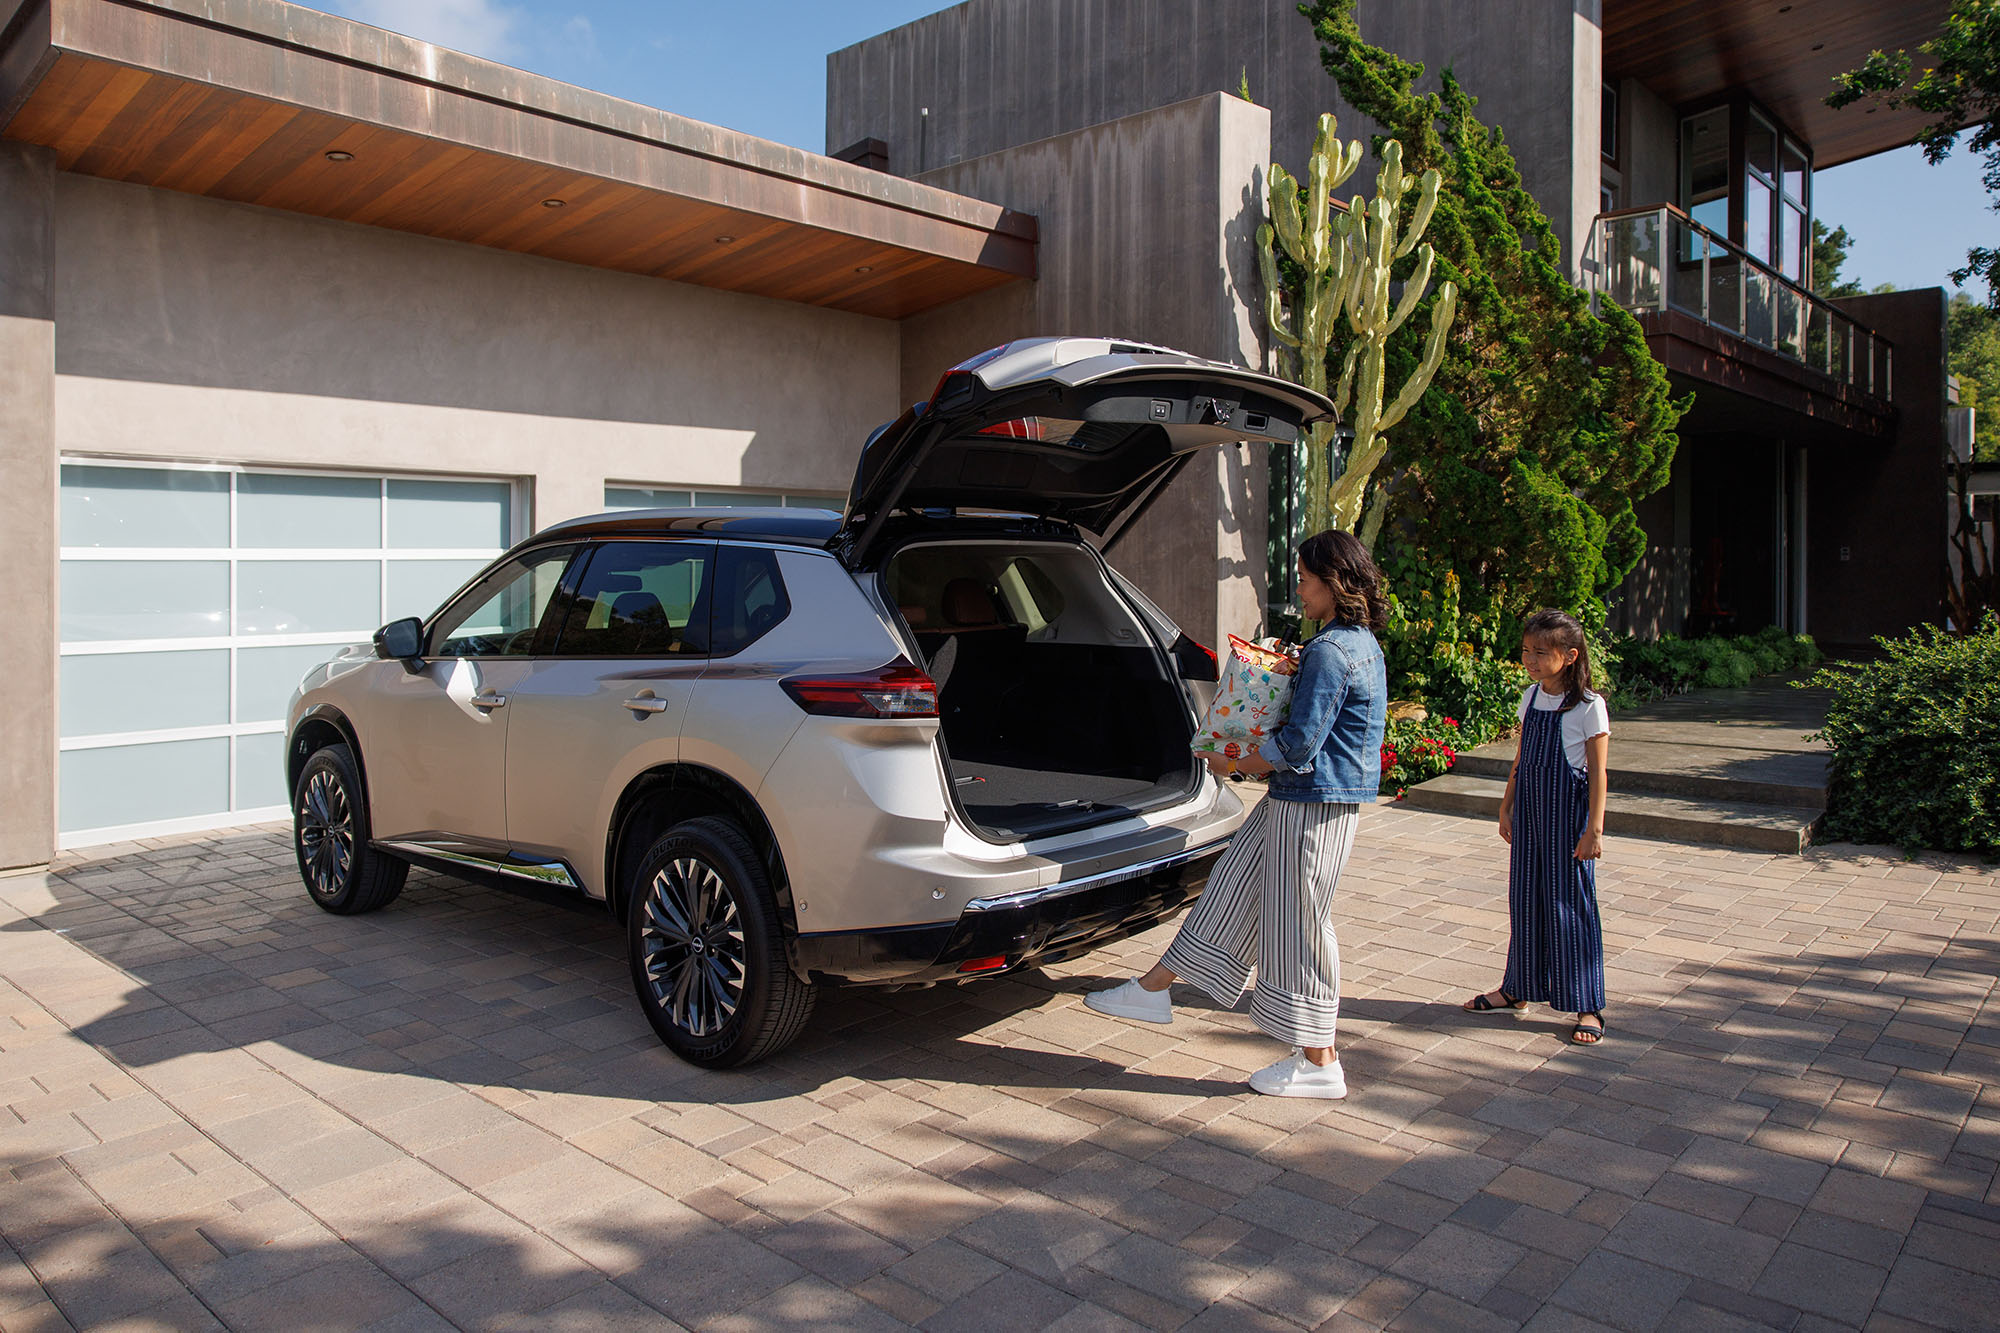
430, 546, 576, 658
556, 542, 714, 657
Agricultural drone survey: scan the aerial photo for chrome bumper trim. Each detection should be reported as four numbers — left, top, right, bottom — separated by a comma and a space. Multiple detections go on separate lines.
962, 838, 1231, 914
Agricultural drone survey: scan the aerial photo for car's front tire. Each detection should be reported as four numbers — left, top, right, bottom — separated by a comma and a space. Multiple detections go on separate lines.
625, 816, 814, 1068
293, 743, 407, 914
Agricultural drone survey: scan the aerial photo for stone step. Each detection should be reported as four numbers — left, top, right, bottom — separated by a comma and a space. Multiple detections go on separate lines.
1401, 772, 1823, 855
1450, 738, 1827, 808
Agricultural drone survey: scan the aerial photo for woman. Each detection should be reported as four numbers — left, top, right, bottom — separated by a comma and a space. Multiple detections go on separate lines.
1087, 530, 1387, 1097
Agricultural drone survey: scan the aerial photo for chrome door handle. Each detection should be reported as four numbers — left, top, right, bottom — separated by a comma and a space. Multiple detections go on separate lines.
624, 695, 669, 714
470, 692, 508, 710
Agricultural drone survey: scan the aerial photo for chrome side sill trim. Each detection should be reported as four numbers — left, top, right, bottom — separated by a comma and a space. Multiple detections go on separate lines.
963, 838, 1230, 914
377, 839, 581, 890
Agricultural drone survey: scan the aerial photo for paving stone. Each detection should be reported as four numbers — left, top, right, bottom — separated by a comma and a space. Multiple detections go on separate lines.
1386, 1221, 1526, 1302
1549, 1251, 1690, 1332
1750, 1240, 1888, 1324
1600, 1201, 1779, 1288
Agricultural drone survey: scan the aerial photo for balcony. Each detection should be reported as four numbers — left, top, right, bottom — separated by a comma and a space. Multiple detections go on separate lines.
1587, 206, 1894, 437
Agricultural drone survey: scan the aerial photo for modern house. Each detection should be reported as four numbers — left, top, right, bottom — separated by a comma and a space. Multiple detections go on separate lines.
828, 0, 1958, 644
0, 0, 1961, 867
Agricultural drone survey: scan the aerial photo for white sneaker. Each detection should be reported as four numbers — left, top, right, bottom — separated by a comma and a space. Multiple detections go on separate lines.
1083, 979, 1174, 1025
1248, 1051, 1348, 1098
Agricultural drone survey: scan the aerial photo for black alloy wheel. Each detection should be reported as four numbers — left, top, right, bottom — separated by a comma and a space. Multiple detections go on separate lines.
292, 743, 407, 914
625, 816, 814, 1068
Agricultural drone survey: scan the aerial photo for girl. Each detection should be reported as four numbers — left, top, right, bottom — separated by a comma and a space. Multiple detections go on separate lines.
1463, 608, 1610, 1044
1086, 530, 1387, 1097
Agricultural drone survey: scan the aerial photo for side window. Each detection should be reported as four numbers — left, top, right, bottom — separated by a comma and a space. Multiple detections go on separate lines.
710, 545, 791, 656
557, 541, 713, 657
429, 545, 575, 658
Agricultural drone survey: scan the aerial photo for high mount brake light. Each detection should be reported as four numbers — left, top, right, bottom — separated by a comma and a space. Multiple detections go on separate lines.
781, 660, 939, 719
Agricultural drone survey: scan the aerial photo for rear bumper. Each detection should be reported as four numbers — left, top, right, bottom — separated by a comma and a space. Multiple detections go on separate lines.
789, 837, 1228, 986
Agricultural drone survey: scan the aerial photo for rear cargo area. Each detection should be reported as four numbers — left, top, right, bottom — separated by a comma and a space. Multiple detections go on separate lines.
885, 540, 1198, 840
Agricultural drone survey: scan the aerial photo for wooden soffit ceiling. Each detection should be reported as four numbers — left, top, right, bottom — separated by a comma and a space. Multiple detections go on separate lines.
1603, 0, 1958, 168
0, 0, 1036, 318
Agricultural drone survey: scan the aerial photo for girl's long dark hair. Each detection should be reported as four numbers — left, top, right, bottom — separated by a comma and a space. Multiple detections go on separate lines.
1299, 530, 1388, 633
1521, 607, 1592, 711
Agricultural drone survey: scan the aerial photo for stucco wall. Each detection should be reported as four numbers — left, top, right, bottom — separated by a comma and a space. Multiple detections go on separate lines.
0, 144, 57, 871
50, 175, 901, 525
829, 0, 1601, 278
898, 93, 1276, 649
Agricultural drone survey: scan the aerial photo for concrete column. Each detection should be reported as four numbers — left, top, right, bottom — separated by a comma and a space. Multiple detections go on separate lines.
0, 143, 56, 871
897, 92, 1279, 650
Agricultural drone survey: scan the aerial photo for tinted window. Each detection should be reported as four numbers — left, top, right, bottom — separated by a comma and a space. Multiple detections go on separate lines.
710, 545, 791, 656
429, 545, 575, 658
558, 542, 713, 657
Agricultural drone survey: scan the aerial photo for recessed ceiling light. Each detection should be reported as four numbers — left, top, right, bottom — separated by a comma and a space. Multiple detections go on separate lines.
541, 198, 566, 208
324, 150, 354, 162
854, 265, 873, 273
715, 235, 737, 244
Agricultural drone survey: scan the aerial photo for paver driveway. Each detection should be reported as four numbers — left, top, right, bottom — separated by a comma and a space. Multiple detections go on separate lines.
3, 802, 1997, 1331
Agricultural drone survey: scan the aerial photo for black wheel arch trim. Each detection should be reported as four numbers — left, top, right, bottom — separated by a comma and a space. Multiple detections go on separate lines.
605, 764, 800, 966
288, 705, 367, 807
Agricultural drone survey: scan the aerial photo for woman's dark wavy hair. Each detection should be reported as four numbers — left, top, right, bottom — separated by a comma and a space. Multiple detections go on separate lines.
1521, 607, 1593, 711
1299, 529, 1388, 633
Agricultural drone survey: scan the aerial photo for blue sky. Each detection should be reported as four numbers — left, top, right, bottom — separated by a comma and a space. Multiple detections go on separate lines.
303, 0, 1988, 299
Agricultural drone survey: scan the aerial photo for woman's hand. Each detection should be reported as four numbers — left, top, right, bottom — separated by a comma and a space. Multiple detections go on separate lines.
1201, 752, 1275, 779
1573, 827, 1603, 861
1498, 802, 1513, 844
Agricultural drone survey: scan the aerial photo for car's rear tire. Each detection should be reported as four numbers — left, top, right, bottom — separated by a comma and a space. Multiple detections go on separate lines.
626, 816, 814, 1068
293, 743, 406, 914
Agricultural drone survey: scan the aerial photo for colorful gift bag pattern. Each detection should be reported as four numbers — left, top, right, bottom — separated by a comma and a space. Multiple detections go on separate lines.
1192, 635, 1298, 759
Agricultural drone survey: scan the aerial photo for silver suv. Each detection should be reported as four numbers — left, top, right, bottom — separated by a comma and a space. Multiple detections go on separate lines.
285, 337, 1332, 1066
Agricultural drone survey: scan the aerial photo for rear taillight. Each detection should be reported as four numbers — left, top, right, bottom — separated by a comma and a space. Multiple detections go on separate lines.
781, 659, 939, 718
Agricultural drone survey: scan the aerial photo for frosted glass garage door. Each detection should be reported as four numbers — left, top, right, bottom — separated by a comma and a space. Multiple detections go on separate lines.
604, 485, 841, 512
58, 462, 517, 846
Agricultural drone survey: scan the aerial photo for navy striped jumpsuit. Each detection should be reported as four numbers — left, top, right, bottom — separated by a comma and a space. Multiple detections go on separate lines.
1501, 698, 1606, 1014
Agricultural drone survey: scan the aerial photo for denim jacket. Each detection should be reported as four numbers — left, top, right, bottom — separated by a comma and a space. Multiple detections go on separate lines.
1255, 622, 1386, 803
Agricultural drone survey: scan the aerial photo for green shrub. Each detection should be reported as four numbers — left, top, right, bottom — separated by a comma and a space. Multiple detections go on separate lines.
1607, 626, 1821, 706
1807, 616, 2000, 854
1378, 559, 1525, 748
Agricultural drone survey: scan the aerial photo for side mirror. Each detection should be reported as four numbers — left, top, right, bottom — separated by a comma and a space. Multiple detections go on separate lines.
1170, 633, 1219, 682
373, 617, 426, 674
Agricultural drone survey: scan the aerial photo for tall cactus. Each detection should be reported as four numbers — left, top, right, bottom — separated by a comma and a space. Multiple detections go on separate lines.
1258, 113, 1458, 546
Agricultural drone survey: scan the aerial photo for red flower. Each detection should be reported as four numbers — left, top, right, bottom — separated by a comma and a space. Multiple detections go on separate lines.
1442, 717, 1460, 728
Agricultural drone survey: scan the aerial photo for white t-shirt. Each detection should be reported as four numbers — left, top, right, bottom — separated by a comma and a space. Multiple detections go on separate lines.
1517, 686, 1610, 775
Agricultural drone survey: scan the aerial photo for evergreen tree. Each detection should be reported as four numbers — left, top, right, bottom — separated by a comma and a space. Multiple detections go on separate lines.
1299, 0, 1686, 629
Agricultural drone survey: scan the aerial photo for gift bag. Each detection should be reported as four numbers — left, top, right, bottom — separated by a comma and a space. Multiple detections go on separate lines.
1192, 635, 1296, 759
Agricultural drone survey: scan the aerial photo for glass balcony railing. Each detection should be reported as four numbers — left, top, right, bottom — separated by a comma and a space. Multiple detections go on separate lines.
1589, 206, 1892, 399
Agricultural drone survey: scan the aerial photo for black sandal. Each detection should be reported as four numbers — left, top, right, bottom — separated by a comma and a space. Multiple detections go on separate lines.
1571, 1012, 1606, 1044
1463, 988, 1525, 1012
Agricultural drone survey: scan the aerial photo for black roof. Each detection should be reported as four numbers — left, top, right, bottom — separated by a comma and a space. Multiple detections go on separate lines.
531, 507, 844, 547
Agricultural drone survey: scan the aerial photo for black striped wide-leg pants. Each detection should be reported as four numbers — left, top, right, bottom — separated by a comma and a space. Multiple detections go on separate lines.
1161, 797, 1360, 1048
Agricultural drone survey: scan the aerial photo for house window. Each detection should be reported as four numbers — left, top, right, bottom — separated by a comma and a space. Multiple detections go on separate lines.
1601, 84, 1618, 164
1680, 106, 1730, 241
1780, 137, 1810, 282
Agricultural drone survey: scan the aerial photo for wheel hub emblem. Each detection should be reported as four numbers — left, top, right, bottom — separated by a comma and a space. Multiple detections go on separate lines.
690, 937, 706, 954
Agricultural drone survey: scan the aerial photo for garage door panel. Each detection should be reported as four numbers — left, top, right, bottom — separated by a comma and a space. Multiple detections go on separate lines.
57, 461, 515, 846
